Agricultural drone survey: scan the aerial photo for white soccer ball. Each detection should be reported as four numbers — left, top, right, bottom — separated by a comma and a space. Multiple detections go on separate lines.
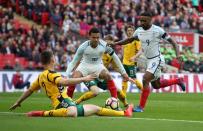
105, 97, 119, 110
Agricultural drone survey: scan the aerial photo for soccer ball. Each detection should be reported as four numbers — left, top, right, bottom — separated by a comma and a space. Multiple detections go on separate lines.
105, 97, 119, 110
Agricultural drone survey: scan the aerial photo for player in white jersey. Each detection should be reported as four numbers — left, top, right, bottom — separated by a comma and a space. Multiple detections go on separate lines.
111, 12, 186, 112
66, 27, 132, 99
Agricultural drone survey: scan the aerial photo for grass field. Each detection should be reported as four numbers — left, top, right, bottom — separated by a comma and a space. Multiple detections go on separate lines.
0, 92, 203, 131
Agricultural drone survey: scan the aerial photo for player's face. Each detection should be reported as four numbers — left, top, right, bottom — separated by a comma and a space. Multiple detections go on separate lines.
89, 33, 100, 46
51, 55, 56, 66
126, 28, 135, 37
140, 16, 151, 30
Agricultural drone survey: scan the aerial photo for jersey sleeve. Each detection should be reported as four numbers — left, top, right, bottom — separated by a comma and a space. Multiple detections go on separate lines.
66, 42, 87, 76
157, 26, 171, 40
29, 76, 40, 92
47, 72, 62, 85
105, 45, 115, 56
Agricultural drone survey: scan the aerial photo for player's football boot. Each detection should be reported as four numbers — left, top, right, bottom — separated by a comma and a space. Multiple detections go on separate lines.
27, 111, 44, 117
177, 78, 186, 91
133, 106, 144, 112
124, 104, 133, 117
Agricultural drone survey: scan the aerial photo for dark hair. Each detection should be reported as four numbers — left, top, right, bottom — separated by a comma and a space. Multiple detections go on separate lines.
125, 24, 135, 32
89, 27, 100, 35
140, 12, 152, 17
40, 50, 53, 65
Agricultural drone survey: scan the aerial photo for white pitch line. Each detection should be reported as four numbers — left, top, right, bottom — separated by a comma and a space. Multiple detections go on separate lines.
98, 116, 203, 124
0, 112, 202, 124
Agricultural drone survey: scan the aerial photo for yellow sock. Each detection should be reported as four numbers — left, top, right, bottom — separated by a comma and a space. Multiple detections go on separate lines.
117, 91, 128, 107
122, 81, 128, 95
96, 107, 124, 116
44, 108, 68, 117
75, 91, 96, 104
134, 79, 143, 90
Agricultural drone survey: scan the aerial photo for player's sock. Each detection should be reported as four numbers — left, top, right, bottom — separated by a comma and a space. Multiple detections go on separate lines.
107, 80, 117, 98
122, 81, 128, 95
97, 107, 124, 116
117, 91, 128, 107
159, 78, 181, 88
67, 85, 75, 98
75, 91, 96, 104
134, 79, 143, 90
139, 87, 150, 109
43, 108, 68, 117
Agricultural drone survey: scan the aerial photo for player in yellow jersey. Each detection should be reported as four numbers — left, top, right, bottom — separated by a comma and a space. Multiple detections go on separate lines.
75, 35, 129, 107
9, 50, 133, 117
122, 25, 143, 95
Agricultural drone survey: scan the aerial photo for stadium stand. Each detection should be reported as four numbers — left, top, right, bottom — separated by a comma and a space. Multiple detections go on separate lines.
0, 0, 203, 72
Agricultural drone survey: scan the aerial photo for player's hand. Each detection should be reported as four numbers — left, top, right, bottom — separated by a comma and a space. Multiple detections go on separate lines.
83, 74, 97, 82
122, 73, 129, 82
9, 102, 21, 111
128, 77, 136, 84
129, 56, 138, 62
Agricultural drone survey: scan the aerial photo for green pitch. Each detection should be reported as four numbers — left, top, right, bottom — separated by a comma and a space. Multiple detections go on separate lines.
0, 92, 203, 131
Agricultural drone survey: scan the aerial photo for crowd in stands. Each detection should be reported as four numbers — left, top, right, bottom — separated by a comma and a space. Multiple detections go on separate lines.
0, 0, 203, 73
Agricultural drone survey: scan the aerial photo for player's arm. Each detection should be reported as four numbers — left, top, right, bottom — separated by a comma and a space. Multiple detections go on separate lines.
114, 36, 138, 45
9, 89, 33, 110
166, 37, 180, 58
66, 46, 84, 77
9, 77, 40, 111
130, 48, 142, 62
105, 45, 126, 75
56, 74, 97, 86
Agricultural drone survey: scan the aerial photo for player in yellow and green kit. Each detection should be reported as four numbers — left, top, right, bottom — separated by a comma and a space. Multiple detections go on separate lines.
9, 50, 133, 117
122, 25, 143, 95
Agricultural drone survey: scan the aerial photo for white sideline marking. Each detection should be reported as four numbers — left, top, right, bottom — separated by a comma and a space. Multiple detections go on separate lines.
0, 112, 203, 124
101, 116, 203, 124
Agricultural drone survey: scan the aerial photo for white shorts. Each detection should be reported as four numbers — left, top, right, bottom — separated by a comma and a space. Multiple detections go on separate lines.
146, 55, 165, 81
76, 63, 107, 77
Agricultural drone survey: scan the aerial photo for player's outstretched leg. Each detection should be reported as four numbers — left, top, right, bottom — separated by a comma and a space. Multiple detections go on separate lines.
133, 79, 143, 90
117, 90, 129, 107
96, 104, 133, 117
75, 91, 97, 104
27, 107, 77, 117
133, 87, 150, 112
159, 77, 186, 91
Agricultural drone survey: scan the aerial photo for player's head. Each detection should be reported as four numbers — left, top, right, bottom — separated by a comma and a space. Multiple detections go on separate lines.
89, 27, 100, 45
104, 34, 114, 42
140, 12, 152, 30
40, 50, 55, 66
125, 25, 135, 37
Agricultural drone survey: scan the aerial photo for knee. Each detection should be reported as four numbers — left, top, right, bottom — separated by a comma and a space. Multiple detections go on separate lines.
91, 87, 100, 96
142, 77, 150, 87
104, 74, 112, 81
151, 81, 160, 89
67, 106, 77, 117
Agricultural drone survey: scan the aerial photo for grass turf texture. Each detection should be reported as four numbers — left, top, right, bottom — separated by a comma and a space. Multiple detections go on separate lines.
0, 92, 203, 131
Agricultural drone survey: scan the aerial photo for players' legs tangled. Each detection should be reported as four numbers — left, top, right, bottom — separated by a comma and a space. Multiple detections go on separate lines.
75, 86, 100, 104
67, 71, 83, 98
99, 69, 118, 98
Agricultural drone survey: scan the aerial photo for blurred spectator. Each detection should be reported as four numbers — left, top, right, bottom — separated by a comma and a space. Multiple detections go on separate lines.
14, 59, 23, 71
12, 69, 30, 90
26, 61, 35, 70
3, 60, 13, 70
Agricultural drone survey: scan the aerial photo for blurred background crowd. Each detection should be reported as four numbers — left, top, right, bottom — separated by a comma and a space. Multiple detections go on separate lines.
0, 0, 203, 73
